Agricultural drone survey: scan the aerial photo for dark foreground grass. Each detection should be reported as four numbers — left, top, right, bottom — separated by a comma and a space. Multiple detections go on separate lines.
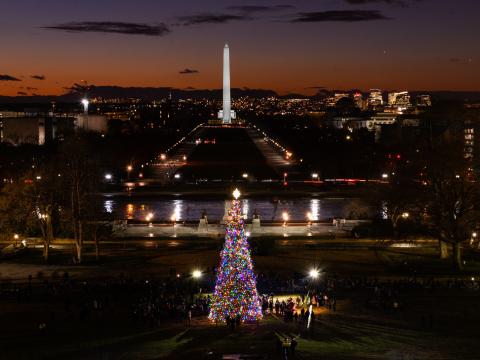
2, 313, 477, 360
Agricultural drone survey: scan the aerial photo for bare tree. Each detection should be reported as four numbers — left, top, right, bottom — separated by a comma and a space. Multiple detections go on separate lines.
60, 134, 99, 264
425, 142, 478, 270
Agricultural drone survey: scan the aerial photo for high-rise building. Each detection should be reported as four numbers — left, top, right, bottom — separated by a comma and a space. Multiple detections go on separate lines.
388, 91, 412, 110
416, 94, 432, 107
326, 93, 350, 108
368, 89, 384, 108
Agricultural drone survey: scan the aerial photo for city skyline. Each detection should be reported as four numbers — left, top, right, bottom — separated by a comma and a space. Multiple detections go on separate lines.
0, 0, 479, 97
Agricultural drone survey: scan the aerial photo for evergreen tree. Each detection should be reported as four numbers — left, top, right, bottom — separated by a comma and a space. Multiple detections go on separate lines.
209, 190, 262, 323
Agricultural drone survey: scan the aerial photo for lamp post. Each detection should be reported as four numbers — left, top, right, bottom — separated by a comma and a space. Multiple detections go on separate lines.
81, 98, 89, 114
171, 214, 177, 237
146, 212, 154, 227
309, 268, 320, 280
192, 269, 202, 279
282, 212, 289, 228
306, 212, 313, 236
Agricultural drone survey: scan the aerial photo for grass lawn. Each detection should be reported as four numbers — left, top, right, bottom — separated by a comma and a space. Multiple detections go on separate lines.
2, 311, 477, 360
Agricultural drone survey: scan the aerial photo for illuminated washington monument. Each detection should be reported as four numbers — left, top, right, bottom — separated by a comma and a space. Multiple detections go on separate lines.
218, 43, 236, 124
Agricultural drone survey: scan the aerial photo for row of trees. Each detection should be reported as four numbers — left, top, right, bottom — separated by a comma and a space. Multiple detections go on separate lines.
0, 133, 110, 263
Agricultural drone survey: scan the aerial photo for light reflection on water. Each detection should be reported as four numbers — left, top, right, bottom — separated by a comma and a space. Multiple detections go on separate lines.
104, 197, 373, 222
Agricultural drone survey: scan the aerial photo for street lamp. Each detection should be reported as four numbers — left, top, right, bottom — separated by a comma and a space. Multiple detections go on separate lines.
146, 212, 154, 227
282, 211, 289, 227
171, 214, 177, 237
126, 165, 133, 180
242, 173, 249, 179
192, 270, 202, 279
81, 98, 89, 114
311, 173, 319, 181
309, 268, 320, 279
306, 211, 313, 226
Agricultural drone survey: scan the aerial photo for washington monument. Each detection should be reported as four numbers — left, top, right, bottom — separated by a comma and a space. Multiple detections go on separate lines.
219, 43, 236, 124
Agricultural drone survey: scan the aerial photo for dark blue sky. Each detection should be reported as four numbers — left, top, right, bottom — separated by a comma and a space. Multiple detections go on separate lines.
0, 0, 478, 95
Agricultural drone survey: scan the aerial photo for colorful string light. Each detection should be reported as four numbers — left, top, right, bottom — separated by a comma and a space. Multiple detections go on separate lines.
209, 199, 263, 323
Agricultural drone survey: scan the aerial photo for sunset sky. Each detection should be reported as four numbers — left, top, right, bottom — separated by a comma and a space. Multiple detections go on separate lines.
0, 0, 478, 96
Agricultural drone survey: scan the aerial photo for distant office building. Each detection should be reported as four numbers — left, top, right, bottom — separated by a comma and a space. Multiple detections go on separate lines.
388, 91, 411, 110
464, 127, 474, 159
368, 89, 384, 108
416, 94, 432, 107
326, 93, 350, 108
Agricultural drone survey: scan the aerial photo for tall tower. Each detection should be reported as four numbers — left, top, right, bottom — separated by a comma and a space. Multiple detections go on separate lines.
223, 43, 232, 124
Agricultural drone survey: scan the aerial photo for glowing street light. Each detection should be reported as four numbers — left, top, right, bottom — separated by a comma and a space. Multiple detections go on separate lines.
146, 212, 154, 222
192, 270, 202, 279
81, 98, 89, 114
104, 173, 112, 181
306, 212, 313, 230
242, 173, 249, 179
401, 212, 410, 219
382, 173, 389, 179
282, 211, 289, 229
160, 154, 166, 161
126, 165, 133, 181
171, 214, 177, 237
309, 268, 320, 279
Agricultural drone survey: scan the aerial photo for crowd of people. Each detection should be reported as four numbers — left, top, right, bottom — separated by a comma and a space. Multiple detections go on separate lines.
0, 270, 478, 334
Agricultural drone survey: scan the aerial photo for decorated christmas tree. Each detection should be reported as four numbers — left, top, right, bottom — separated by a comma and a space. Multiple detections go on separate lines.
209, 189, 263, 323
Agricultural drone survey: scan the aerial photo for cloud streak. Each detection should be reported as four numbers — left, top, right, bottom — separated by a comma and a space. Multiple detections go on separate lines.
44, 21, 170, 36
227, 5, 294, 13
291, 10, 391, 22
179, 68, 199, 74
177, 14, 249, 26
344, 0, 420, 6
0, 75, 21, 81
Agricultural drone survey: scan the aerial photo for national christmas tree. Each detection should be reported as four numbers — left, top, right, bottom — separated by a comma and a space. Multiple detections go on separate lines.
209, 189, 263, 323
